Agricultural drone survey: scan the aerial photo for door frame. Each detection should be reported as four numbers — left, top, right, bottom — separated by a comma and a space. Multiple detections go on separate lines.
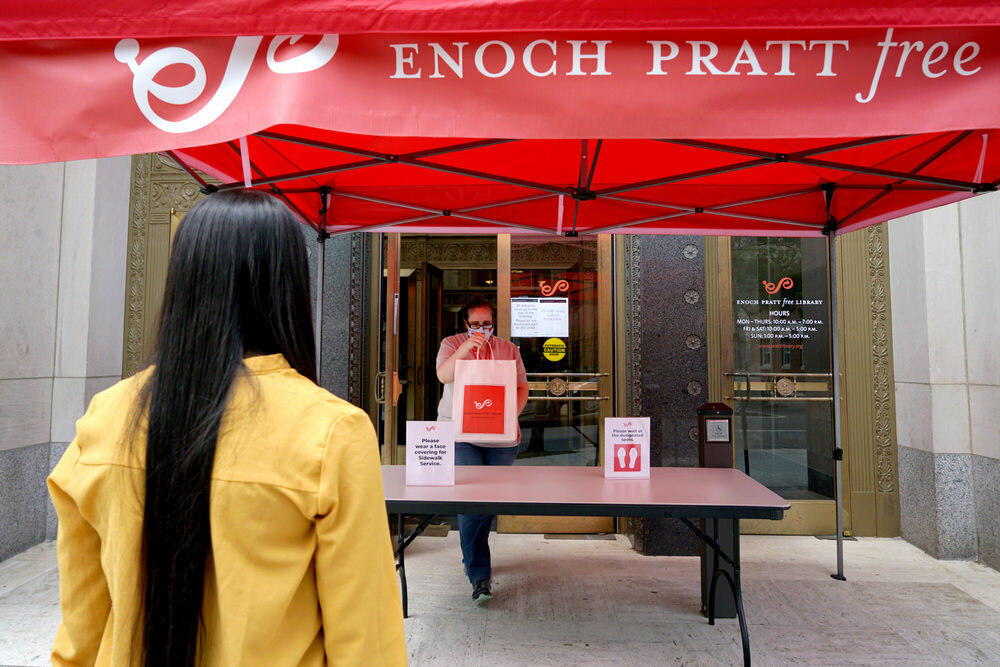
371, 232, 617, 532
705, 233, 901, 537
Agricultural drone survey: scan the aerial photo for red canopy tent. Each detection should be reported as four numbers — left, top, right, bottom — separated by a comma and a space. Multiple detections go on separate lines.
3, 0, 1000, 621
3, 1, 1000, 237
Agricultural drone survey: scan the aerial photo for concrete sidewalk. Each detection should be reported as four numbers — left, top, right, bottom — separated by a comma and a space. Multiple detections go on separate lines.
2, 533, 999, 666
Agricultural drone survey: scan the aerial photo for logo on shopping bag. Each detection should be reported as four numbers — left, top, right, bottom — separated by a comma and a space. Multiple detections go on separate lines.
614, 443, 641, 471
463, 385, 506, 433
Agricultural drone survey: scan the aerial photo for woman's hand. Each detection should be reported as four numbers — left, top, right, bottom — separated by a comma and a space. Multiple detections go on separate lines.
438, 333, 488, 384
463, 332, 488, 354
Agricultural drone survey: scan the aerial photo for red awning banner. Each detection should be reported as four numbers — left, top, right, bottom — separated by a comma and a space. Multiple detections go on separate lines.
5, 1, 1000, 41
1, 1, 998, 236
3, 27, 1000, 164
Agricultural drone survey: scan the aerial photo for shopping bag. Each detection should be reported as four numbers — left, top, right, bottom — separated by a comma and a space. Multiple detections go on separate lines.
453, 359, 517, 443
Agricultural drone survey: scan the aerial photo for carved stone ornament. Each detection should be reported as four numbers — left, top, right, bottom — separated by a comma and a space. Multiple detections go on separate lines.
348, 232, 367, 405
624, 236, 642, 417
123, 154, 151, 378
123, 153, 213, 378
868, 224, 895, 494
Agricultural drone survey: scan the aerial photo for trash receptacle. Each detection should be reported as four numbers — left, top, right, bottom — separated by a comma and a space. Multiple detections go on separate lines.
696, 403, 736, 618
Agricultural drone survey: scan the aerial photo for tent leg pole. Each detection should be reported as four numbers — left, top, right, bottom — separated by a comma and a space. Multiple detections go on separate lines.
827, 231, 846, 582
315, 233, 326, 384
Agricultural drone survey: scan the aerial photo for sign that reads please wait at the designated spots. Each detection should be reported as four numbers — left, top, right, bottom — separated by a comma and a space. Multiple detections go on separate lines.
604, 417, 650, 479
406, 421, 455, 486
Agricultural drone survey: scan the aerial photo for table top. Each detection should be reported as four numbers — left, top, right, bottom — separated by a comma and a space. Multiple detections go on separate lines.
383, 465, 789, 520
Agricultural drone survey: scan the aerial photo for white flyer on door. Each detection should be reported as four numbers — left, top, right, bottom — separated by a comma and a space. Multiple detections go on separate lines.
604, 417, 650, 479
405, 421, 455, 486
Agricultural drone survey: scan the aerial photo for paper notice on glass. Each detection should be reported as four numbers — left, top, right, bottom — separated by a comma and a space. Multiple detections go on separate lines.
604, 417, 650, 479
405, 421, 455, 486
510, 297, 569, 338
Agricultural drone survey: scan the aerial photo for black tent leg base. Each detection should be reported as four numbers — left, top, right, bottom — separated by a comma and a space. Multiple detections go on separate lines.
681, 517, 751, 667
709, 568, 751, 667
831, 573, 847, 581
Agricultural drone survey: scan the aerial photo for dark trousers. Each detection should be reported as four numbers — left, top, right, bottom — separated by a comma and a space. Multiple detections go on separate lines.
454, 442, 519, 583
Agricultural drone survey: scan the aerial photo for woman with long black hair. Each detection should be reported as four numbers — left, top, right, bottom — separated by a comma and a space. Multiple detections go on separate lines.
48, 190, 406, 666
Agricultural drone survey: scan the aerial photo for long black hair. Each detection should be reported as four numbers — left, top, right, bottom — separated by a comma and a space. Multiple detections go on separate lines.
137, 189, 316, 666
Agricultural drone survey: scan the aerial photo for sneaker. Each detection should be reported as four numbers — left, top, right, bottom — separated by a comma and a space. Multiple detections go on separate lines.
472, 578, 492, 603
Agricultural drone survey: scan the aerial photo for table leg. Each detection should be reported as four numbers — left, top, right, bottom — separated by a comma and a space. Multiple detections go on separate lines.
396, 514, 408, 618
393, 513, 439, 619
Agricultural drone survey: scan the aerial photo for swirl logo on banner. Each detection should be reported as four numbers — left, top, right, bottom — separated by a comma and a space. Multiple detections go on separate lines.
114, 35, 339, 133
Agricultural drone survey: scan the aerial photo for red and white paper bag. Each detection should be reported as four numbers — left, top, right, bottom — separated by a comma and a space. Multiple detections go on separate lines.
453, 359, 517, 443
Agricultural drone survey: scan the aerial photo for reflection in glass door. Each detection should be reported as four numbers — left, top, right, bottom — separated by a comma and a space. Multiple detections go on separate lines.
374, 233, 614, 533
730, 237, 835, 502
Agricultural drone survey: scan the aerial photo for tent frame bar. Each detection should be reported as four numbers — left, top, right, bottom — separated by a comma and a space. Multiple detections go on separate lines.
664, 137, 982, 191
168, 129, 993, 234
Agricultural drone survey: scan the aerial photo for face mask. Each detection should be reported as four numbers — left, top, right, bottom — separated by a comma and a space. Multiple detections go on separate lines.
468, 325, 494, 341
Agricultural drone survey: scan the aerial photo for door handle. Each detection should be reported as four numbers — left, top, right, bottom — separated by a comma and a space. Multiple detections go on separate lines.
392, 372, 404, 406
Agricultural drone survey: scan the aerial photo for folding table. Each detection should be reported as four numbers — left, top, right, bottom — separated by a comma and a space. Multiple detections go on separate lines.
384, 464, 789, 666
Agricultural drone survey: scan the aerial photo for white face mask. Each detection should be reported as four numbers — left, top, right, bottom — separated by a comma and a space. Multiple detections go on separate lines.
467, 324, 494, 342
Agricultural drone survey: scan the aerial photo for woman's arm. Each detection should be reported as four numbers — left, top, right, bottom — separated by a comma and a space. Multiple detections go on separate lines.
516, 382, 529, 414
315, 411, 406, 666
48, 441, 112, 667
436, 334, 485, 384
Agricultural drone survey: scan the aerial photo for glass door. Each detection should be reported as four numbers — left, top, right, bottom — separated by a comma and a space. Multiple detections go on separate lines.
375, 234, 500, 463
727, 236, 836, 534
498, 235, 614, 533
373, 233, 614, 533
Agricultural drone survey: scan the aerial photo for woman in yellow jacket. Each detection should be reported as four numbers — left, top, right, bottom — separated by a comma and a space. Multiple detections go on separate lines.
47, 190, 407, 666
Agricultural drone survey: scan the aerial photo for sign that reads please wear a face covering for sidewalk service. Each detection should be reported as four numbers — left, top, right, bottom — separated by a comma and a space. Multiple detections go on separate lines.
406, 421, 455, 486
604, 417, 650, 479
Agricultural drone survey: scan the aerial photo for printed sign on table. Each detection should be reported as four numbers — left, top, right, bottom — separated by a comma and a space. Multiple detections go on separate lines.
604, 417, 650, 479
405, 421, 455, 486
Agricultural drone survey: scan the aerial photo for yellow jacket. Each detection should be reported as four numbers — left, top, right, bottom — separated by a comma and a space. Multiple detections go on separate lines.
48, 354, 407, 666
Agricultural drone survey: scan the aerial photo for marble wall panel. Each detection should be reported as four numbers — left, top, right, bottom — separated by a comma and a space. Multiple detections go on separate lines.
897, 445, 939, 558
49, 377, 85, 444
0, 443, 49, 561
973, 454, 1000, 571
930, 384, 972, 455
959, 193, 1000, 387
899, 445, 981, 562
894, 382, 933, 453
319, 233, 354, 402
84, 156, 130, 378
0, 164, 65, 380
45, 442, 71, 541
920, 206, 968, 385
52, 160, 97, 379
969, 384, 1000, 461
887, 213, 930, 385
638, 235, 707, 556
84, 376, 119, 409
0, 379, 52, 453
933, 453, 977, 560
